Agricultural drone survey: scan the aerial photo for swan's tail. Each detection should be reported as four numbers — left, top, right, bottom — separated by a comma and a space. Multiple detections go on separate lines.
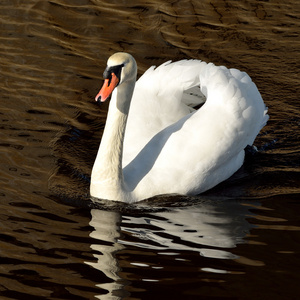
261, 106, 269, 130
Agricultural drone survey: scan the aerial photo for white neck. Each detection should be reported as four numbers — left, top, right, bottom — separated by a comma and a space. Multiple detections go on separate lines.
90, 80, 135, 201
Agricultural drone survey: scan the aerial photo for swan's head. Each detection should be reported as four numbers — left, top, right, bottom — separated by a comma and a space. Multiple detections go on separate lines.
95, 52, 137, 103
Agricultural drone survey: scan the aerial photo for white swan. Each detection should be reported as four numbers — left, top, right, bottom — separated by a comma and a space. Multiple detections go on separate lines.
90, 52, 268, 203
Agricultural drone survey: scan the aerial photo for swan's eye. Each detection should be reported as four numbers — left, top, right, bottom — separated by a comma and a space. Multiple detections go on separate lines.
103, 64, 124, 86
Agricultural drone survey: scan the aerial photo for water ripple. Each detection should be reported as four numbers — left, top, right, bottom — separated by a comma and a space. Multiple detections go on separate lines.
0, 0, 299, 299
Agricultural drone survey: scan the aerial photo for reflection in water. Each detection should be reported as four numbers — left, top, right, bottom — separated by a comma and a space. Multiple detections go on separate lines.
86, 209, 127, 299
87, 199, 254, 298
0, 0, 299, 298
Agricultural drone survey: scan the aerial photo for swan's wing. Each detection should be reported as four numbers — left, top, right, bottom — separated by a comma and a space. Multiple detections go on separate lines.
124, 63, 268, 198
123, 59, 207, 166
135, 59, 207, 118
198, 63, 269, 146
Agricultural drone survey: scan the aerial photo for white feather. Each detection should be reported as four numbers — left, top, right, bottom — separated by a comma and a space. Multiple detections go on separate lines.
90, 53, 268, 203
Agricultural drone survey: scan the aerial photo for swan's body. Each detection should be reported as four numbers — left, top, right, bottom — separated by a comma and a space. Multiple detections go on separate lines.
90, 53, 268, 203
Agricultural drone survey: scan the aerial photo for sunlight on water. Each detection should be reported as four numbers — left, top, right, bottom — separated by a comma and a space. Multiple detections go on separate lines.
0, 0, 299, 299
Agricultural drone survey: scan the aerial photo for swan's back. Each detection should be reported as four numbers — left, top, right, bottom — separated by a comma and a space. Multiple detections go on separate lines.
122, 60, 268, 200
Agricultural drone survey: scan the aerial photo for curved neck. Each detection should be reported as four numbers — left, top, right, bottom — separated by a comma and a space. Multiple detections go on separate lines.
90, 80, 135, 200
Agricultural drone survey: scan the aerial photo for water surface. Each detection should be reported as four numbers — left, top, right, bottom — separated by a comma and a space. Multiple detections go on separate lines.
0, 0, 299, 299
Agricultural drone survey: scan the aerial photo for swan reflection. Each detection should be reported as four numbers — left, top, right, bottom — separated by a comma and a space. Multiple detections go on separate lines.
86, 199, 254, 298
85, 209, 127, 299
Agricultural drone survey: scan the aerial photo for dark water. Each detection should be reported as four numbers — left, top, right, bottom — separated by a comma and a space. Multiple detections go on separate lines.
0, 0, 299, 299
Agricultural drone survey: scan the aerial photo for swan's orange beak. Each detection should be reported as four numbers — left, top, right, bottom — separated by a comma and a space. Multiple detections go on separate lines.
95, 73, 119, 103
